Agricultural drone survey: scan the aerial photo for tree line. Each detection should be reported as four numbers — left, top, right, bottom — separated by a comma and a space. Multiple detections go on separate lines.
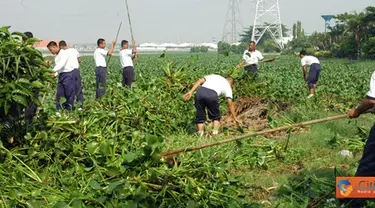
218, 6, 375, 59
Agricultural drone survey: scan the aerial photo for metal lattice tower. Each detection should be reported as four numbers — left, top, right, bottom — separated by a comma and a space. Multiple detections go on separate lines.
251, 0, 284, 49
222, 0, 243, 43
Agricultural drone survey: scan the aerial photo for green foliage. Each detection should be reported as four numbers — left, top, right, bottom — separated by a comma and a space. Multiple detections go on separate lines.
218, 41, 231, 56
0, 26, 53, 144
314, 51, 332, 58
218, 42, 247, 55
284, 7, 375, 59
362, 36, 375, 59
309, 32, 331, 50
190, 46, 209, 53
1, 45, 375, 207
285, 21, 310, 52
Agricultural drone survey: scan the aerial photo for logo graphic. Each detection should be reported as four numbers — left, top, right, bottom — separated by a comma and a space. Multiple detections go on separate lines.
337, 177, 375, 198
337, 179, 354, 197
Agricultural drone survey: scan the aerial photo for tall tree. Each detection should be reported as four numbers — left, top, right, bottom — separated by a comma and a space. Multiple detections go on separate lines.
328, 24, 345, 44
296, 21, 302, 39
292, 23, 297, 40
335, 11, 367, 59
309, 32, 331, 50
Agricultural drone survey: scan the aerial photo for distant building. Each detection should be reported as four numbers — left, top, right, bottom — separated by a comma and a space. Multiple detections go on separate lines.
34, 40, 61, 48
280, 37, 293, 45
138, 42, 218, 51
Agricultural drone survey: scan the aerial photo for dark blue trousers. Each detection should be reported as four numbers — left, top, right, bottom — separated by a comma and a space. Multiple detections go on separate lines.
356, 124, 375, 176
96, 66, 107, 98
122, 66, 135, 88
307, 63, 321, 89
73, 69, 84, 107
56, 71, 75, 111
194, 87, 220, 124
244, 64, 258, 73
342, 125, 375, 207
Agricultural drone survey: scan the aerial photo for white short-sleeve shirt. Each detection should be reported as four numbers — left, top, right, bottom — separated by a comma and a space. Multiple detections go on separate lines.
67, 48, 80, 69
301, 56, 320, 66
53, 49, 76, 74
367, 71, 375, 98
242, 50, 264, 65
119, 49, 134, 68
94, 48, 108, 67
201, 74, 233, 99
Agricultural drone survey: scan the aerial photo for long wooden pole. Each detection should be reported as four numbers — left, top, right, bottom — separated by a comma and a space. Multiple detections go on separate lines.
125, 0, 139, 64
107, 22, 122, 66
160, 114, 348, 157
125, 0, 134, 41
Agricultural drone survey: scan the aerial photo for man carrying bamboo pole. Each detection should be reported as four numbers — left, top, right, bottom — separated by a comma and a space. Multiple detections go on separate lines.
119, 39, 137, 88
94, 38, 116, 98
184, 75, 240, 136
346, 71, 375, 207
236, 41, 277, 73
349, 73, 375, 174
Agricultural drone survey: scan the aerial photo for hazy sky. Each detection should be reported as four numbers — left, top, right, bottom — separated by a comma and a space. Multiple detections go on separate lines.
1, 0, 373, 44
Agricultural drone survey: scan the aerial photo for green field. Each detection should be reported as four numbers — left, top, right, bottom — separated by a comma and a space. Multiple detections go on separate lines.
2, 52, 375, 207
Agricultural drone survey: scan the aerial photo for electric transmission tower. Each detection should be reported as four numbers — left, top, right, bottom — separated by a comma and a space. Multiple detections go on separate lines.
222, 0, 243, 44
251, 0, 284, 49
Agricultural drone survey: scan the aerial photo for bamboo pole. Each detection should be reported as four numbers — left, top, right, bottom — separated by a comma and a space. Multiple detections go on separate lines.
160, 114, 348, 157
125, 0, 134, 41
125, 0, 139, 64
107, 22, 122, 66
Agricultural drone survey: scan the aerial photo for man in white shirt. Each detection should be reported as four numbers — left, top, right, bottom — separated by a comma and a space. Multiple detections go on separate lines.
347, 71, 375, 207
59, 40, 84, 109
184, 75, 240, 136
119, 39, 137, 88
236, 41, 277, 73
299, 50, 321, 98
47, 41, 77, 111
94, 38, 116, 98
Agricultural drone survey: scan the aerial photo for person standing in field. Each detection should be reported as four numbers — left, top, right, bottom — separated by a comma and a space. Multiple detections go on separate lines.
47, 41, 77, 113
59, 40, 84, 109
236, 41, 277, 73
299, 50, 321, 99
347, 71, 375, 207
119, 39, 137, 88
94, 38, 116, 98
184, 75, 240, 136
